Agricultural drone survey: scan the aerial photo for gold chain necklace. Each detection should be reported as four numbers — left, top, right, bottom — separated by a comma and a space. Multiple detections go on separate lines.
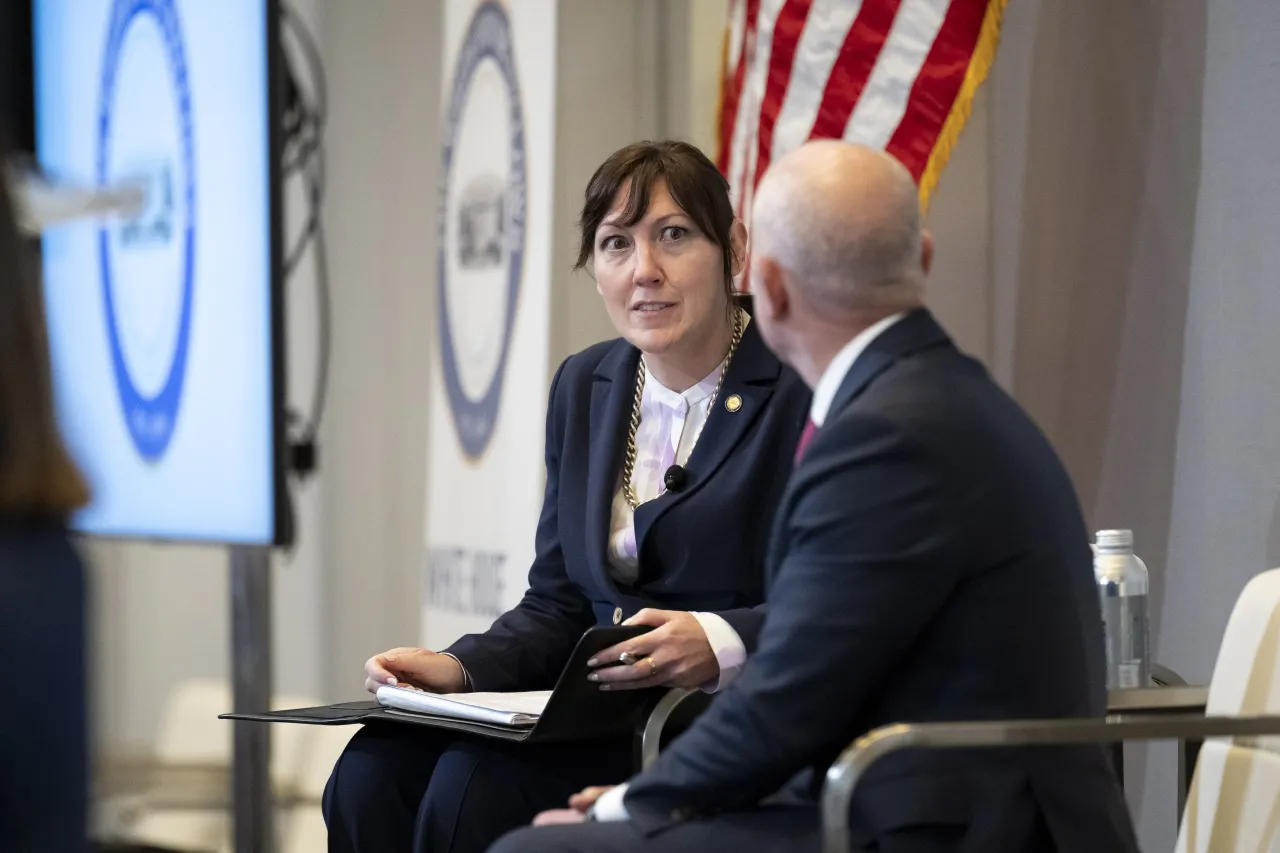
621, 307, 746, 510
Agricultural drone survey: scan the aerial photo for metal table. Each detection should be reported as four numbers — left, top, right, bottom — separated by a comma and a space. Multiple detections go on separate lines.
1106, 685, 1209, 817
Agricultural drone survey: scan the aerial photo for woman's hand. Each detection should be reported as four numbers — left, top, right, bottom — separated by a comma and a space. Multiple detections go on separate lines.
586, 609, 718, 691
532, 786, 616, 826
363, 647, 467, 694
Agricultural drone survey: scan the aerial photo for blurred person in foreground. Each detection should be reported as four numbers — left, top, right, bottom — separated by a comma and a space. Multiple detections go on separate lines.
322, 140, 811, 852
0, 137, 91, 852
490, 141, 1140, 852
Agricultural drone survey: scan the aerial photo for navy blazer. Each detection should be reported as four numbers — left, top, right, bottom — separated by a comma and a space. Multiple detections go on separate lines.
446, 320, 811, 692
624, 310, 1138, 852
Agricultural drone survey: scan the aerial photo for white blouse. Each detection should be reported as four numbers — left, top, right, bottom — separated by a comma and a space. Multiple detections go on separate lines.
606, 359, 722, 584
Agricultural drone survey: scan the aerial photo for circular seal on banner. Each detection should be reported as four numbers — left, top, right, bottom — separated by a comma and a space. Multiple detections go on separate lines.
437, 1, 527, 460
96, 0, 195, 462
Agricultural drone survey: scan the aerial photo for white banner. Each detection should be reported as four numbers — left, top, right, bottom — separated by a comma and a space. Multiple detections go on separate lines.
423, 0, 555, 647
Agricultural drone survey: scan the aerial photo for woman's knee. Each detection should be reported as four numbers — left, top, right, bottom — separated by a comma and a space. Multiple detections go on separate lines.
425, 740, 526, 808
325, 725, 440, 813
417, 741, 584, 849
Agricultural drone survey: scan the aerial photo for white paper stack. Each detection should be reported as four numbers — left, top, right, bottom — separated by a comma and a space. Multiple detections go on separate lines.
375, 686, 552, 727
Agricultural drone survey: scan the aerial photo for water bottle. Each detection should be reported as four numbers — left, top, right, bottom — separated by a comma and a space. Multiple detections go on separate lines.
1094, 529, 1151, 689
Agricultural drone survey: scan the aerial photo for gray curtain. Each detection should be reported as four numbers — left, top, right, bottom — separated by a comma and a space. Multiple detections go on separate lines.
988, 0, 1280, 848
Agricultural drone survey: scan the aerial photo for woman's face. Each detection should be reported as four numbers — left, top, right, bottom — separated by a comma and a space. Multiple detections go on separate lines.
592, 179, 735, 360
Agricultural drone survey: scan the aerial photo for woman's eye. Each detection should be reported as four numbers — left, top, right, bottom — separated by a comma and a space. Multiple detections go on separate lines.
600, 235, 628, 252
660, 226, 688, 242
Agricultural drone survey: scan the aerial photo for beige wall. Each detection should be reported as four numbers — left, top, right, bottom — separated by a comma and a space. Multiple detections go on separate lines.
986, 1, 1280, 848
88, 6, 1280, 853
83, 0, 1015, 755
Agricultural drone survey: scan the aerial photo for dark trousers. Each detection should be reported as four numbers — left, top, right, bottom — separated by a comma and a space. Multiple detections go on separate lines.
488, 806, 821, 853
487, 806, 1054, 853
322, 723, 635, 853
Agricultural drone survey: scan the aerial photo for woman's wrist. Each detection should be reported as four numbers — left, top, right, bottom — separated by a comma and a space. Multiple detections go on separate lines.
437, 652, 472, 692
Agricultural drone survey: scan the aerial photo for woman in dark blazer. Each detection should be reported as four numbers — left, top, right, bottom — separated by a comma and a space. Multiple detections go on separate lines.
0, 138, 92, 852
323, 141, 811, 853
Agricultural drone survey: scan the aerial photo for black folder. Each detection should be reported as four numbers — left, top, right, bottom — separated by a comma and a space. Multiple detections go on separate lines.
220, 626, 664, 743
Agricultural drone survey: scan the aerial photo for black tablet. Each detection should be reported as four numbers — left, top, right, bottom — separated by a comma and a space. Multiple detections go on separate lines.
221, 625, 667, 744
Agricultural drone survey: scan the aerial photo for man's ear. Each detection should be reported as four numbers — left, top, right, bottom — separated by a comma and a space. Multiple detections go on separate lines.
920, 230, 934, 277
729, 220, 749, 278
752, 255, 789, 321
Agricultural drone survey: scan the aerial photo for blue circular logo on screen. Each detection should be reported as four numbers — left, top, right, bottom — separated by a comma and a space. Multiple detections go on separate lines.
437, 1, 526, 460
96, 0, 195, 462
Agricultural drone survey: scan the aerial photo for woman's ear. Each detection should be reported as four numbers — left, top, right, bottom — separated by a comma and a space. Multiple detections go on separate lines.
729, 220, 749, 278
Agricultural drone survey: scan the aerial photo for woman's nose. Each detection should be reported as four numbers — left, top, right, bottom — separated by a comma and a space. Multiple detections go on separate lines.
631, 241, 662, 286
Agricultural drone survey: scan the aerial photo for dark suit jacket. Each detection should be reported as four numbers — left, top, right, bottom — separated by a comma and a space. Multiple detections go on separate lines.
623, 310, 1138, 852
0, 519, 88, 853
446, 321, 811, 692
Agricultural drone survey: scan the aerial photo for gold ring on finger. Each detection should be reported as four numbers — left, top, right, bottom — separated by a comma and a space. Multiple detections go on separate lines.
645, 657, 658, 676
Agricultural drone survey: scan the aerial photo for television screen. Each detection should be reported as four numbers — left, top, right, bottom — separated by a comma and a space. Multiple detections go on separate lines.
33, 0, 287, 544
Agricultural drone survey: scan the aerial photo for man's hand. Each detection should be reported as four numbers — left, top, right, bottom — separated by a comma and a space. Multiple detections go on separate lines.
363, 647, 467, 694
586, 610, 718, 691
532, 809, 588, 826
532, 786, 616, 826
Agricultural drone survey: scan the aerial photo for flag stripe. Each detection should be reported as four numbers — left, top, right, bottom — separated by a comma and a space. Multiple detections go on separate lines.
727, 0, 748, 72
844, 0, 950, 152
885, 0, 987, 178
716, 0, 1003, 212
717, 0, 760, 173
724, 0, 767, 201
806, 0, 901, 141
750, 0, 814, 192
730, 0, 787, 219
768, 0, 865, 162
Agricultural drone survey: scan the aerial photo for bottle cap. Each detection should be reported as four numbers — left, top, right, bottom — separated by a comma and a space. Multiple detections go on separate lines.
1095, 529, 1134, 550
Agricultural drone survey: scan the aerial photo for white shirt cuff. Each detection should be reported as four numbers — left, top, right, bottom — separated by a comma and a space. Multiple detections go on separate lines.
691, 612, 747, 693
591, 783, 630, 822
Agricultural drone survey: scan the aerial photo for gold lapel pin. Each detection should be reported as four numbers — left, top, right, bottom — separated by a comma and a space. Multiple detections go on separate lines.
725, 394, 743, 413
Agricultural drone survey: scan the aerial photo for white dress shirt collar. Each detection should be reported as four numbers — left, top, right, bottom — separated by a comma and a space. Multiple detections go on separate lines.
809, 312, 908, 427
642, 360, 720, 411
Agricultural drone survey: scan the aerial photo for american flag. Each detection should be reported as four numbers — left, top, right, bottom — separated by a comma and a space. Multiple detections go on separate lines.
717, 0, 1007, 219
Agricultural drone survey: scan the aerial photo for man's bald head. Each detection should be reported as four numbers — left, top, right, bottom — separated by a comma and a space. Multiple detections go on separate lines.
751, 141, 927, 313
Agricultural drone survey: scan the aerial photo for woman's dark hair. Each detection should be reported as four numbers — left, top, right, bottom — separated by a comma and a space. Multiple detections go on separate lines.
574, 140, 739, 305
0, 136, 90, 517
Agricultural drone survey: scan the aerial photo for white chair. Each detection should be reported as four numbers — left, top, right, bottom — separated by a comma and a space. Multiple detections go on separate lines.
822, 568, 1280, 853
95, 679, 233, 851
280, 725, 358, 853
101, 679, 322, 853
1176, 569, 1280, 852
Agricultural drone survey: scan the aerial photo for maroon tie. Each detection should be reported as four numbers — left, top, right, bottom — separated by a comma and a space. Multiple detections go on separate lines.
794, 418, 819, 465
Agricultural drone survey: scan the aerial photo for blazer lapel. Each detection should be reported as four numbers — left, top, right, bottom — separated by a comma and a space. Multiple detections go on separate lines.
585, 340, 640, 597
825, 308, 953, 422
632, 321, 783, 565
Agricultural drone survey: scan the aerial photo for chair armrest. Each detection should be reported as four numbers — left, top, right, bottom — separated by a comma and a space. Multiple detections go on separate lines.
821, 713, 1280, 853
640, 688, 707, 770
1152, 662, 1190, 687
1106, 685, 1208, 717
95, 759, 231, 800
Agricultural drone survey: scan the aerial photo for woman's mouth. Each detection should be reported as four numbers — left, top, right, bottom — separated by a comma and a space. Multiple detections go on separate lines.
632, 301, 674, 314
